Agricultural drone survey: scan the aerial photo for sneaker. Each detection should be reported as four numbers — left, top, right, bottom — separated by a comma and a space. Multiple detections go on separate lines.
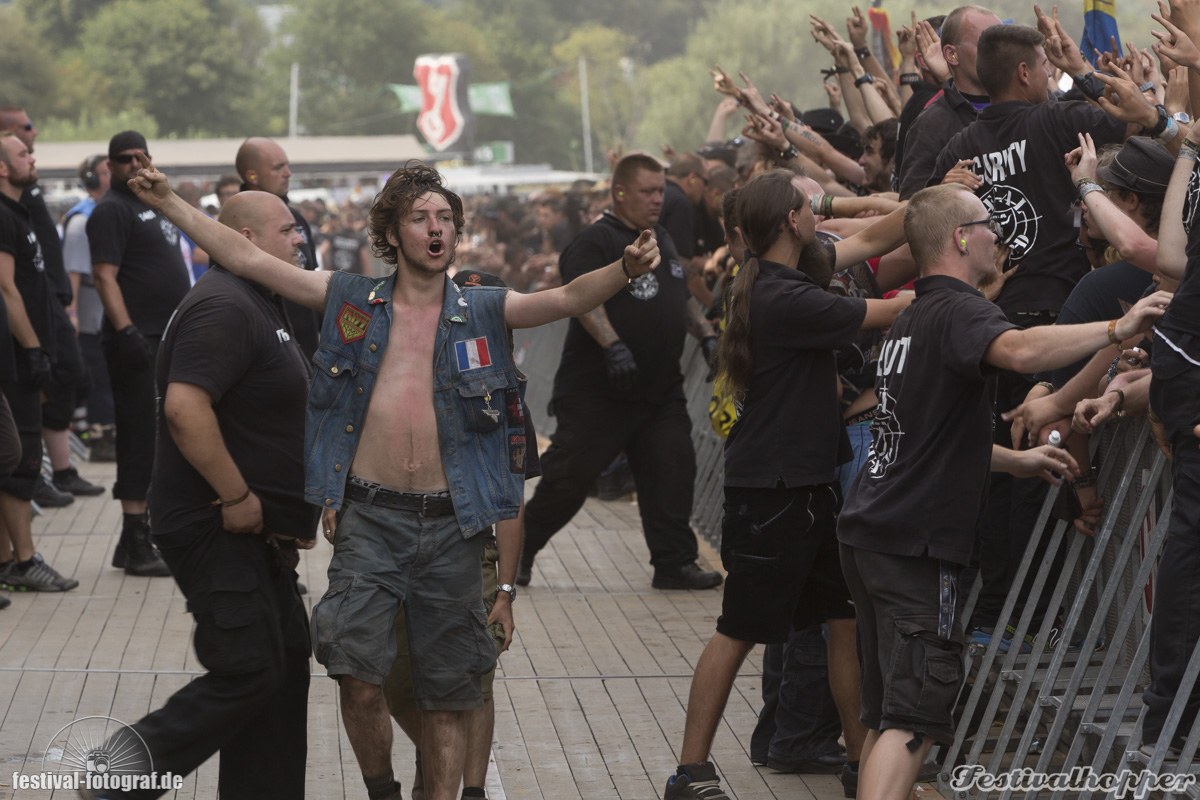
840, 761, 858, 799
663, 762, 730, 799
516, 553, 534, 587
652, 562, 723, 591
53, 467, 105, 497
0, 593, 10, 610
32, 478, 74, 508
1, 553, 79, 592
969, 626, 1032, 654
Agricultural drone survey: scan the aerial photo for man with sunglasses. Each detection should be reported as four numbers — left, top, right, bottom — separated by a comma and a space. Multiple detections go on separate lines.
837, 184, 1171, 800
88, 131, 190, 577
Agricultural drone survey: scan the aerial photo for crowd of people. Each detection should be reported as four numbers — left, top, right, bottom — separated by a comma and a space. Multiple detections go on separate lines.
2, 0, 1200, 798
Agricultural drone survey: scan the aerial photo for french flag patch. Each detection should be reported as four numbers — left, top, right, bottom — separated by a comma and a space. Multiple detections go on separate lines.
455, 336, 492, 371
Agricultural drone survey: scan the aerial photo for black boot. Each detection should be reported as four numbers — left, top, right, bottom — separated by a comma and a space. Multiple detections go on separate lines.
117, 514, 171, 577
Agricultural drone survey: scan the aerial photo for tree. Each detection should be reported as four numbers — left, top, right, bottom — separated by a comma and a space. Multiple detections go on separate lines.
552, 26, 641, 158
78, 0, 267, 136
0, 7, 60, 116
277, 0, 436, 137
14, 0, 112, 50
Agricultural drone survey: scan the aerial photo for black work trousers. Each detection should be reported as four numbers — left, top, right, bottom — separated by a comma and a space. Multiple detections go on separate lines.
523, 393, 698, 570
117, 518, 310, 799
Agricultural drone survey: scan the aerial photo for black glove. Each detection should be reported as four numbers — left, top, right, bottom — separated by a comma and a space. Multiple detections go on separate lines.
604, 341, 639, 393
701, 335, 719, 382
21, 347, 52, 388
116, 325, 151, 372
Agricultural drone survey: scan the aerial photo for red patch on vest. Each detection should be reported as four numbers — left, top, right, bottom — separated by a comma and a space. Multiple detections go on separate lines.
336, 302, 370, 344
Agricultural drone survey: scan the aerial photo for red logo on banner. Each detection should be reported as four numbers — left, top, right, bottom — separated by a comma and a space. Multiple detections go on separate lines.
414, 55, 466, 152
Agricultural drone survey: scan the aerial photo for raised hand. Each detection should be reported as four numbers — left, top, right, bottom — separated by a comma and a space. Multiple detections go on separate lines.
622, 229, 660, 278
1063, 132, 1098, 184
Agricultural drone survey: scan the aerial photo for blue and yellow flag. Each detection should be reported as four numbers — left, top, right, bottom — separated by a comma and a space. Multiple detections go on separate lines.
1080, 0, 1120, 67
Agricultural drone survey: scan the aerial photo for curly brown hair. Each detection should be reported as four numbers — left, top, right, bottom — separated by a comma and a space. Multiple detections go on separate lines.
368, 161, 465, 266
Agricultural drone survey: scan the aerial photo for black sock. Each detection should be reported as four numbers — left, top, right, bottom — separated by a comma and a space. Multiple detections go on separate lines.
364, 773, 398, 800
53, 468, 75, 481
462, 789, 487, 799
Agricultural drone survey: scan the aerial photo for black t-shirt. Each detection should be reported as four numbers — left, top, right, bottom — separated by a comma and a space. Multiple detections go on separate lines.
151, 266, 317, 539
898, 81, 985, 200
930, 100, 1126, 314
87, 183, 191, 336
838, 275, 1017, 565
724, 259, 867, 488
553, 212, 690, 405
1041, 260, 1152, 386
330, 230, 367, 273
893, 80, 945, 189
20, 185, 70, 305
0, 194, 55, 351
1157, 157, 1200, 349
659, 180, 695, 259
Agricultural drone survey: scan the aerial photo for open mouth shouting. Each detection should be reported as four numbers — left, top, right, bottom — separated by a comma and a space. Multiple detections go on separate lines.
428, 237, 446, 258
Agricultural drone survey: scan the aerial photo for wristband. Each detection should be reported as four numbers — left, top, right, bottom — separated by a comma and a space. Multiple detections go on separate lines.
823, 194, 835, 217
1159, 116, 1182, 143
810, 194, 825, 215
855, 47, 872, 61
854, 73, 875, 87
213, 487, 251, 508
1138, 81, 1156, 94
1072, 471, 1098, 489
834, 65, 850, 75
1036, 381, 1056, 394
780, 144, 799, 161
1107, 319, 1121, 346
1076, 179, 1105, 200
620, 254, 634, 282
1181, 138, 1200, 162
899, 72, 921, 86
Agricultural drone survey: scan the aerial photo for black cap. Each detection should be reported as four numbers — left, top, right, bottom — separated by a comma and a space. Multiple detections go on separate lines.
800, 108, 845, 134
452, 269, 507, 289
1096, 136, 1173, 196
108, 130, 149, 159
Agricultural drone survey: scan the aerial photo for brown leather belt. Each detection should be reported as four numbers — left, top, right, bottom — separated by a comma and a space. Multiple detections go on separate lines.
345, 477, 454, 517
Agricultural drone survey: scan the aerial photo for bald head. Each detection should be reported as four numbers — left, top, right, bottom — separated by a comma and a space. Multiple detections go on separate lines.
235, 137, 292, 198
218, 191, 303, 266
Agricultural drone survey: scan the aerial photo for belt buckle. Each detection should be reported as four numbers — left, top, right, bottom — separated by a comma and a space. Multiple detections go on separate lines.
419, 493, 430, 517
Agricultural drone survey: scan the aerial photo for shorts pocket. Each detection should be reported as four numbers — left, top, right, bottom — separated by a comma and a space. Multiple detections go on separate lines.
311, 576, 355, 667
883, 615, 963, 733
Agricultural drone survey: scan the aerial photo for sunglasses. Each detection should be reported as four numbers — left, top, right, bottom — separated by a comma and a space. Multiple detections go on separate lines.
17, 122, 33, 131
961, 217, 1003, 239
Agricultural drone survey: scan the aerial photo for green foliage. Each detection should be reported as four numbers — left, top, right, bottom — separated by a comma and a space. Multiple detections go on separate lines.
14, 0, 112, 49
552, 26, 641, 157
78, 0, 268, 136
0, 8, 60, 114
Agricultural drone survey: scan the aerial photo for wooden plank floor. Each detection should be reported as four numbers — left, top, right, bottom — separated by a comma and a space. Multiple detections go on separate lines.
0, 461, 851, 799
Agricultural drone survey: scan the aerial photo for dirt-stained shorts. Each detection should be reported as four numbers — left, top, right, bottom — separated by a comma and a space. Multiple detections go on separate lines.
384, 532, 505, 715
840, 543, 965, 745
311, 501, 496, 710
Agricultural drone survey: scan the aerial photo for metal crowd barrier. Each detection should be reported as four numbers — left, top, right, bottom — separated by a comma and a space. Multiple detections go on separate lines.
514, 323, 1199, 797
936, 417, 1199, 799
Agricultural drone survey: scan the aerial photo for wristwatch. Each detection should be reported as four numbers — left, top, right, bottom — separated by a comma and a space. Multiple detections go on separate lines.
497, 583, 517, 601
779, 144, 800, 161
1174, 112, 1192, 125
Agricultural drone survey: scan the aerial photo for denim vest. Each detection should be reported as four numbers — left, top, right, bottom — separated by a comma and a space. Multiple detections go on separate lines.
304, 271, 524, 537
